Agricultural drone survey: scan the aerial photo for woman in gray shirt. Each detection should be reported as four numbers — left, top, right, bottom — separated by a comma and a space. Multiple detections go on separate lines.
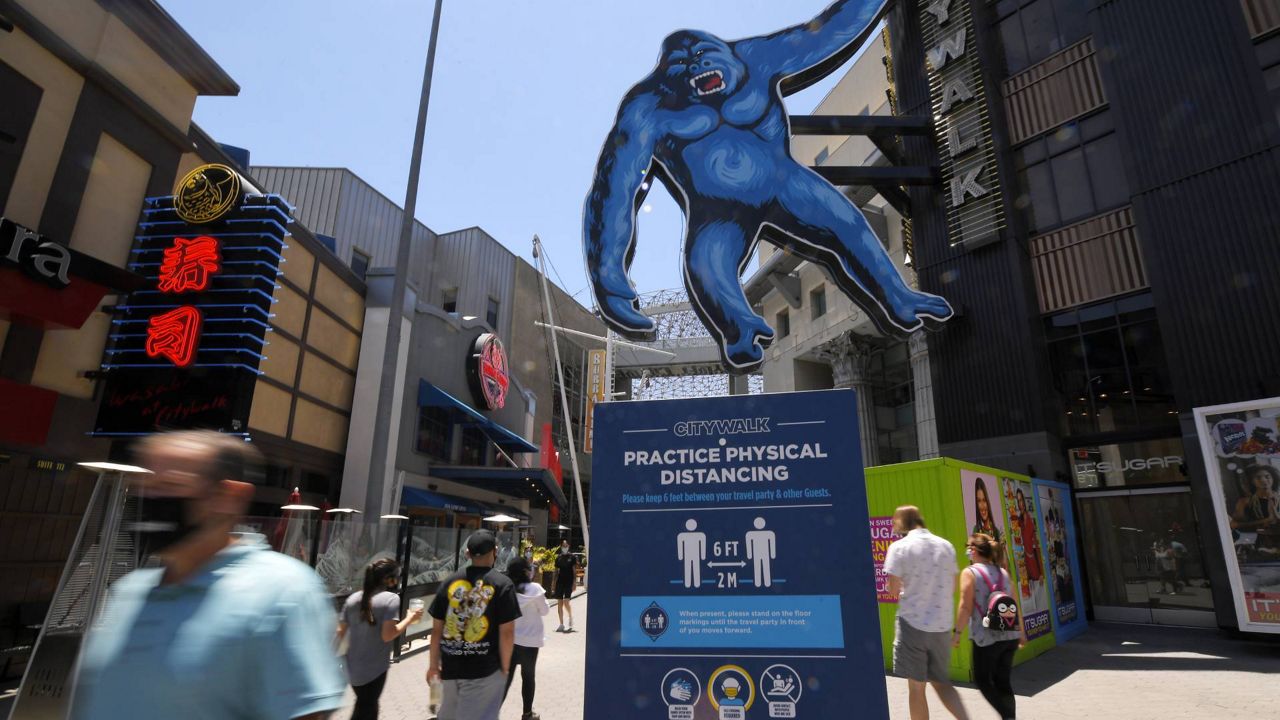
953, 534, 1026, 720
336, 559, 423, 719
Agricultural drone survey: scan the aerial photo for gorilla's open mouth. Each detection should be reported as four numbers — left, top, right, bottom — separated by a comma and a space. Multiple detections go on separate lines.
691, 70, 725, 96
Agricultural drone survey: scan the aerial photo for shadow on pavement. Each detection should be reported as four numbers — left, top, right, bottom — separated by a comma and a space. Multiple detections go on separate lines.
1013, 622, 1280, 696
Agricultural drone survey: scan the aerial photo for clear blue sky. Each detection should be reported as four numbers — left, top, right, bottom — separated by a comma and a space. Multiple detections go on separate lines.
162, 0, 871, 301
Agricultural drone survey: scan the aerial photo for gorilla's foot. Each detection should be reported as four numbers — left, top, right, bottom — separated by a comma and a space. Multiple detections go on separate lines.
599, 293, 657, 340
722, 317, 775, 368
887, 290, 954, 332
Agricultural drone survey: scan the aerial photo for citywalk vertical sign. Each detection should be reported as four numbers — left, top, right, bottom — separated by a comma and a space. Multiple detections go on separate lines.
586, 390, 888, 719
920, 0, 1005, 248
93, 164, 291, 435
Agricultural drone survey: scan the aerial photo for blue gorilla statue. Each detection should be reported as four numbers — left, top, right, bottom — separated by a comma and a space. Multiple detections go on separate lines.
584, 0, 954, 372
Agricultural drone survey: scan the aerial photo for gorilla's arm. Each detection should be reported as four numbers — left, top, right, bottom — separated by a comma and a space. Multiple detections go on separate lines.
735, 0, 888, 81
584, 91, 661, 301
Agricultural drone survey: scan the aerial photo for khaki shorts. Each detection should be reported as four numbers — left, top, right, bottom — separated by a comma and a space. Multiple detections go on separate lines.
893, 616, 952, 683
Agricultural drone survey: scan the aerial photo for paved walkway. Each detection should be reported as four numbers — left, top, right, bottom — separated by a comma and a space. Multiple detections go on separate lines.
360, 594, 1280, 720
361, 593, 585, 720
5, 592, 1275, 719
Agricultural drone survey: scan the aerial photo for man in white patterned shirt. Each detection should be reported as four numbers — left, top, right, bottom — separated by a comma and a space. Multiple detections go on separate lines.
884, 506, 969, 720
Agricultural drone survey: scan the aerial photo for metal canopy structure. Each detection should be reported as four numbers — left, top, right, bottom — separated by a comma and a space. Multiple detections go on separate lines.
610, 289, 763, 400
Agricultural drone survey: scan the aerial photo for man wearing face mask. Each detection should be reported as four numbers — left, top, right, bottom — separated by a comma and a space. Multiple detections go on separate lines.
71, 430, 345, 719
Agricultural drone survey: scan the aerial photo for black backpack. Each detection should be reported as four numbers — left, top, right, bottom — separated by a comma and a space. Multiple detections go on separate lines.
972, 564, 1020, 632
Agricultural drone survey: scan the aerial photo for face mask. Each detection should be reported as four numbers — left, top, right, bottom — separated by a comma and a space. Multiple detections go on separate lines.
129, 496, 201, 555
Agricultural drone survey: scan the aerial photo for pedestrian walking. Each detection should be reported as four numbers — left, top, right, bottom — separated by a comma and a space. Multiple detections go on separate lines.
337, 558, 424, 719
954, 533, 1026, 720
550, 539, 578, 632
427, 530, 522, 720
503, 557, 550, 720
72, 430, 345, 719
883, 506, 969, 720
1153, 538, 1180, 594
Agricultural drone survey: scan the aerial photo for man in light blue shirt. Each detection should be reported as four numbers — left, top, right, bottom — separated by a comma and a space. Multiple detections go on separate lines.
73, 431, 345, 719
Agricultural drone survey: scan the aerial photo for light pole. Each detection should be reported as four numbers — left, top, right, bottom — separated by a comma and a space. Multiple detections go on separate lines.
365, 0, 445, 516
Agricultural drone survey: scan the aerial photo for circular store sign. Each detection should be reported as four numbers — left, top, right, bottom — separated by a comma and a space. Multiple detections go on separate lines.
468, 333, 510, 410
173, 163, 241, 224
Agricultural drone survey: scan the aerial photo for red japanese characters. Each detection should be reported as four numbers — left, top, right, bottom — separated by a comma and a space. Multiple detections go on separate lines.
145, 306, 203, 367
157, 236, 221, 293
145, 235, 222, 367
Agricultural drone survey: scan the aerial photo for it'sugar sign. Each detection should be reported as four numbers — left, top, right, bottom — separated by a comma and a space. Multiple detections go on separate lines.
584, 0, 954, 373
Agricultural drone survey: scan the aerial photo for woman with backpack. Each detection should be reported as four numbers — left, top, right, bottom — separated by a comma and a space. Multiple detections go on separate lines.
504, 557, 551, 720
336, 558, 423, 720
953, 533, 1027, 720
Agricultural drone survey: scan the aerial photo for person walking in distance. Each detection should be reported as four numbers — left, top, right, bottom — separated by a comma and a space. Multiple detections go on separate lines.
883, 506, 969, 720
427, 530, 522, 720
72, 431, 345, 719
503, 557, 550, 720
551, 539, 579, 632
336, 558, 424, 719
954, 534, 1026, 720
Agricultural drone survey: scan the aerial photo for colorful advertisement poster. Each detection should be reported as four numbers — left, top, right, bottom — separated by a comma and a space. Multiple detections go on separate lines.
1194, 398, 1280, 634
586, 389, 889, 719
961, 469, 1004, 544
870, 516, 897, 603
1000, 476, 1052, 640
1032, 479, 1087, 640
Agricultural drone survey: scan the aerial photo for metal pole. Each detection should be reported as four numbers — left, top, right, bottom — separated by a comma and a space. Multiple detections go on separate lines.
532, 321, 674, 357
365, 0, 444, 515
532, 236, 589, 552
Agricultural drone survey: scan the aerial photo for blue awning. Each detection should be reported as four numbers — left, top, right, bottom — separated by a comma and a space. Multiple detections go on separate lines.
418, 380, 537, 453
479, 502, 530, 521
400, 487, 487, 515
428, 466, 568, 511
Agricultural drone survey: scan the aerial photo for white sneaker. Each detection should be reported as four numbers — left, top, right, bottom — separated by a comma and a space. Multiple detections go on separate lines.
568, 620, 575, 631
555, 624, 565, 633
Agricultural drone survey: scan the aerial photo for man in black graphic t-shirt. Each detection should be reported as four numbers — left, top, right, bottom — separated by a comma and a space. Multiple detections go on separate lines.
428, 530, 521, 720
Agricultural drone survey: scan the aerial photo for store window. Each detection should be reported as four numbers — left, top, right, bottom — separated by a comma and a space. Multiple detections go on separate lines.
486, 297, 500, 328
1069, 437, 1187, 489
1015, 111, 1129, 233
442, 287, 458, 314
1046, 293, 1177, 436
868, 342, 917, 464
264, 462, 292, 489
350, 249, 370, 280
0, 61, 42, 206
776, 309, 790, 338
995, 0, 1091, 75
300, 470, 330, 495
416, 405, 453, 461
460, 427, 488, 466
810, 286, 827, 320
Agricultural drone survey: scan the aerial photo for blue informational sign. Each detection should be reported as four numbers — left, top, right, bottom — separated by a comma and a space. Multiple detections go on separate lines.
586, 389, 888, 719
1030, 477, 1087, 642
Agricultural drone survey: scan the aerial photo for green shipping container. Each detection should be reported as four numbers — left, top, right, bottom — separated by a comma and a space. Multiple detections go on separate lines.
866, 458, 1058, 682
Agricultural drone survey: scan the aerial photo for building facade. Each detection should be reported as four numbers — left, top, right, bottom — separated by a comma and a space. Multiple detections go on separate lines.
883, 0, 1280, 630
748, 29, 940, 468
0, 0, 235, 655
252, 167, 601, 547
0, 3, 373, 677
